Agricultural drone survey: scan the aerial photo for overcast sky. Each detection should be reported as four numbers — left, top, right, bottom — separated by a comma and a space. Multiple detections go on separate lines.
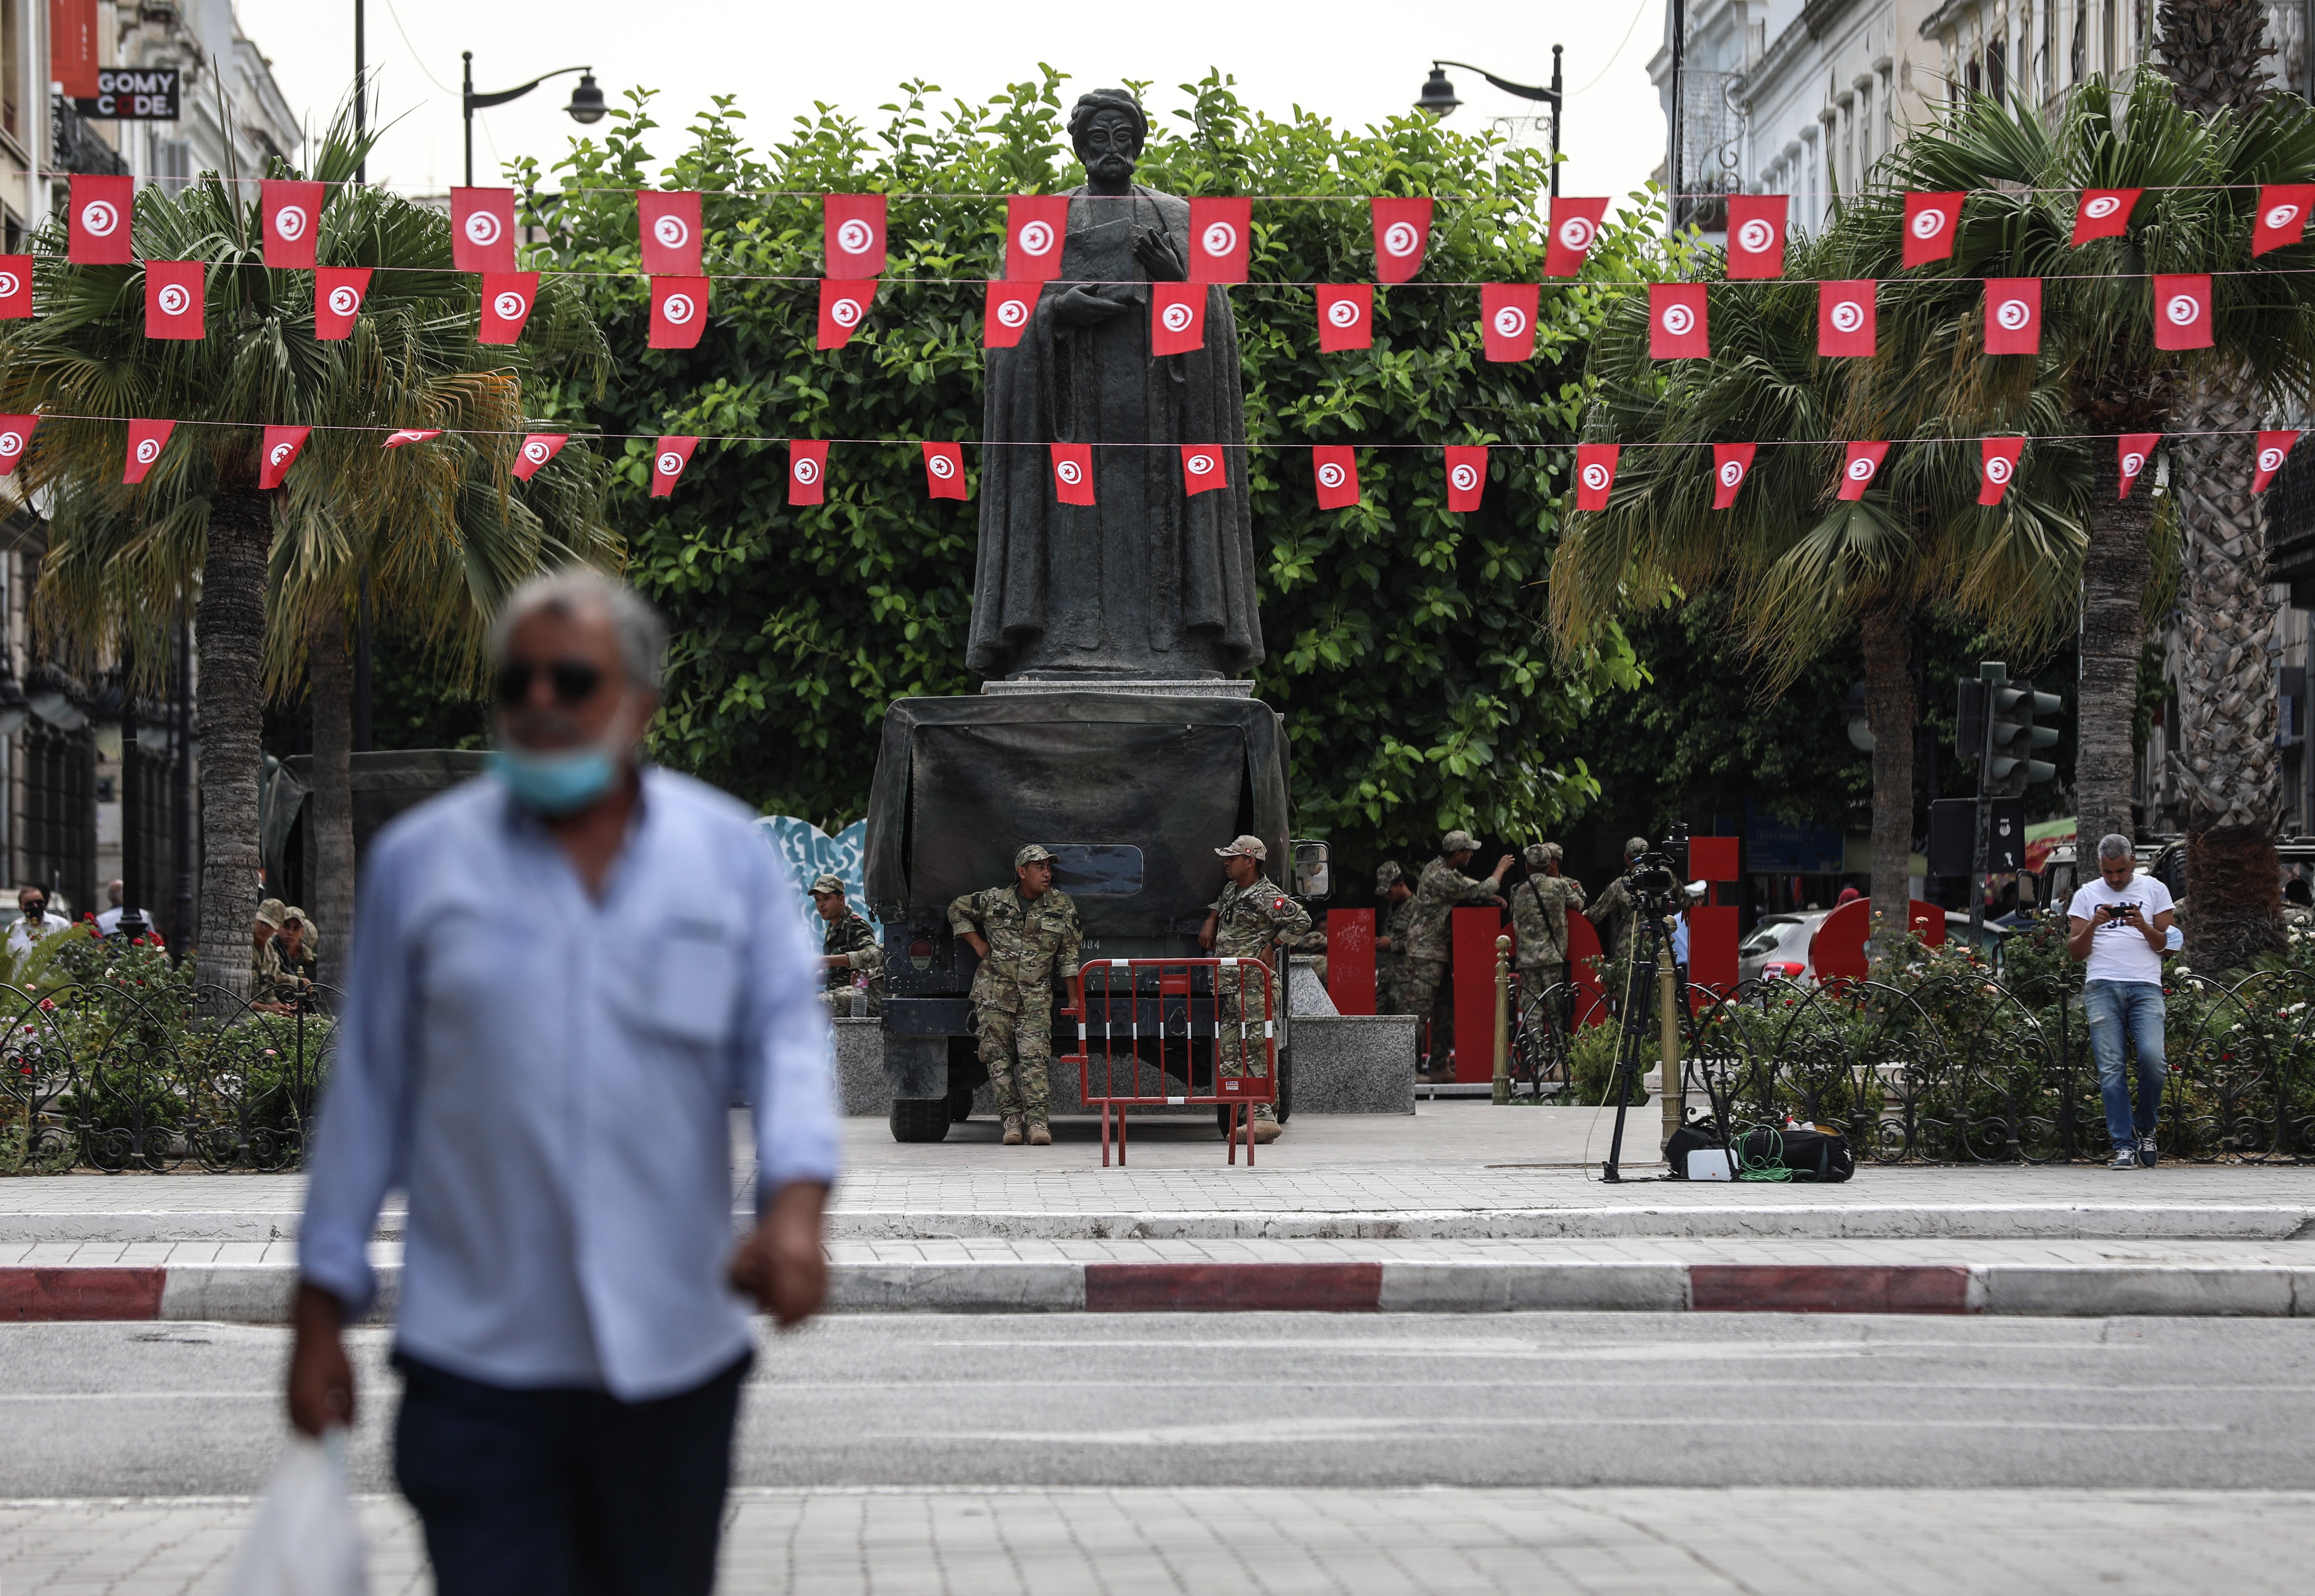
233, 0, 1667, 216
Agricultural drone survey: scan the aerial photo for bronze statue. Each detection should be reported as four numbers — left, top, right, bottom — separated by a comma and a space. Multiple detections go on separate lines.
968, 88, 1263, 682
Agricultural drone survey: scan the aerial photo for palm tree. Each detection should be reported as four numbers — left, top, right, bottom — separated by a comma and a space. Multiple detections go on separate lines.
2, 111, 612, 997
1555, 227, 2091, 951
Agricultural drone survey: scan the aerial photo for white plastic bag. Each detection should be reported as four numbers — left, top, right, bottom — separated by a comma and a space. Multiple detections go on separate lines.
224, 1428, 370, 1596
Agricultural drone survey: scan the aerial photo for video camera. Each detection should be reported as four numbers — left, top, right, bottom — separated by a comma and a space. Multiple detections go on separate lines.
1618, 822, 1691, 913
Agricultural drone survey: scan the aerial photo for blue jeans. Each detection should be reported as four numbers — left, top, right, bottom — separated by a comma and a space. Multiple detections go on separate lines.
2083, 980, 2167, 1151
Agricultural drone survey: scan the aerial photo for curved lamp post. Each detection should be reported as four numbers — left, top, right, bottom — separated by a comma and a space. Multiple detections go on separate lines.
1415, 49, 1565, 196
461, 53, 608, 188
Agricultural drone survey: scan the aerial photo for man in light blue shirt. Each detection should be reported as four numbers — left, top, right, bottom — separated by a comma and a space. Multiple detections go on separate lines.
290, 571, 838, 1596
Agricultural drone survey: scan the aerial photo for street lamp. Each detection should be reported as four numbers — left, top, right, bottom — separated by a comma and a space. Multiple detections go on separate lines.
461, 52, 607, 188
1415, 49, 1565, 196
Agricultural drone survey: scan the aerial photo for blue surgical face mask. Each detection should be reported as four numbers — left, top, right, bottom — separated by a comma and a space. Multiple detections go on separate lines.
489, 744, 617, 814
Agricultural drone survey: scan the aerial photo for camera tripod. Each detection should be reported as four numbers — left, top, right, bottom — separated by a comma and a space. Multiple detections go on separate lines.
1602, 876, 1681, 1185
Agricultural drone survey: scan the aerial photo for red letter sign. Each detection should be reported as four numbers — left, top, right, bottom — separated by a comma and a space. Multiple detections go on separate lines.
788, 439, 828, 505
650, 276, 709, 350
1051, 441, 1094, 505
2072, 188, 2142, 246
2255, 430, 2301, 494
1724, 194, 1788, 279
650, 436, 700, 499
1312, 445, 1360, 508
1481, 283, 1539, 362
923, 441, 967, 500
1006, 195, 1071, 282
1650, 283, 1709, 358
1981, 436, 2024, 505
69, 175, 133, 265
1370, 197, 1433, 284
1151, 281, 1205, 355
1574, 443, 1619, 510
1818, 280, 1876, 357
511, 433, 568, 482
1902, 191, 1964, 266
314, 268, 371, 340
1188, 197, 1251, 284
1317, 284, 1373, 351
1838, 441, 1890, 501
478, 272, 538, 345
262, 180, 324, 270
638, 191, 703, 277
1984, 278, 2042, 355
2117, 433, 2159, 499
2254, 184, 2315, 256
824, 194, 887, 278
259, 425, 310, 490
1445, 445, 1487, 511
1544, 197, 1609, 278
144, 260, 203, 340
818, 280, 876, 350
123, 419, 173, 485
451, 187, 517, 274
1712, 442, 1755, 510
2152, 273, 2212, 351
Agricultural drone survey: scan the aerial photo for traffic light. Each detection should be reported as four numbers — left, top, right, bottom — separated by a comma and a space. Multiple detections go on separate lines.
1987, 675, 2061, 796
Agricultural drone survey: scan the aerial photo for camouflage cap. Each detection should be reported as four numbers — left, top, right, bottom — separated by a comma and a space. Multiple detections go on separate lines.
1624, 836, 1650, 859
1441, 829, 1479, 855
1374, 860, 1404, 891
1215, 834, 1269, 861
283, 905, 309, 927
808, 874, 846, 896
1523, 842, 1563, 869
1015, 843, 1057, 866
255, 897, 286, 928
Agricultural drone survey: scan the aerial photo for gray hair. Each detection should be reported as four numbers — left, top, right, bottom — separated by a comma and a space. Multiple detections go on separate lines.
491, 568, 667, 691
2097, 833, 2134, 863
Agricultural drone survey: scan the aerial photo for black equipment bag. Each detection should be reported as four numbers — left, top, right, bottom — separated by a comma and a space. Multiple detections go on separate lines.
1662, 1114, 1726, 1178
1735, 1126, 1856, 1183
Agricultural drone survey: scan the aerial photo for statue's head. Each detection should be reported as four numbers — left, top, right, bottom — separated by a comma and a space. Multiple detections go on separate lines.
1068, 89, 1148, 186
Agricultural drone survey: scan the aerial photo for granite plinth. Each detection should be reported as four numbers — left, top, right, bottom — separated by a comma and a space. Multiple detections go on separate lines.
981, 678, 1254, 697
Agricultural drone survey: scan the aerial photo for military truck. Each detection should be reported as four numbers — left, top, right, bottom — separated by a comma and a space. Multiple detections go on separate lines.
862, 691, 1326, 1141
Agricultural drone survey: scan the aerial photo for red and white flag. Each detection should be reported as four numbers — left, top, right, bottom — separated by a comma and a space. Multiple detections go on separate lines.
1445, 445, 1487, 511
1650, 283, 1709, 358
0, 416, 34, 476
478, 272, 538, 345
650, 276, 709, 350
1837, 441, 1889, 501
1574, 443, 1619, 511
123, 419, 173, 485
1901, 191, 1964, 267
383, 429, 441, 448
818, 280, 875, 350
923, 441, 968, 500
1711, 442, 1755, 510
2072, 188, 2142, 246
638, 191, 703, 276
1544, 197, 1610, 278
1151, 281, 1205, 355
1181, 445, 1227, 496
259, 425, 309, 490
1818, 281, 1876, 357
650, 435, 700, 499
2117, 433, 2159, 499
824, 194, 887, 277
1480, 283, 1539, 362
511, 433, 569, 482
1312, 445, 1360, 508
2152, 273, 2213, 351
1984, 278, 2042, 355
1724, 194, 1788, 279
1188, 197, 1251, 284
69, 175, 133, 265
788, 439, 829, 505
1005, 195, 1071, 282
314, 267, 370, 339
0, 255, 30, 320
1317, 284, 1373, 351
1370, 197, 1433, 285
262, 180, 324, 270
451, 187, 517, 274
2253, 184, 2315, 256
2255, 430, 2301, 494
985, 280, 1038, 348
1980, 436, 2025, 505
1051, 441, 1094, 505
144, 260, 203, 340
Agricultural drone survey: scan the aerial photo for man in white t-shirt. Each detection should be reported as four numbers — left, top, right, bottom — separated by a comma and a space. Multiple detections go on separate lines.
2065, 833, 2176, 1169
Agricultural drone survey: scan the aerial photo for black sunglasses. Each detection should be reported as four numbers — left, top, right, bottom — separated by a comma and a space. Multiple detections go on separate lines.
495, 658, 606, 709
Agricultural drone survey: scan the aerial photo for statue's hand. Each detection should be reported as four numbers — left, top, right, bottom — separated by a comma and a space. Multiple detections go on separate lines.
1054, 285, 1132, 327
1135, 228, 1188, 283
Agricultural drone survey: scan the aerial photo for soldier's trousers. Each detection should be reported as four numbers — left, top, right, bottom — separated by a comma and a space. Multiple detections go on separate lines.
977, 1010, 1052, 1123
1404, 956, 1450, 1058
1376, 963, 1405, 1016
1217, 970, 1279, 1123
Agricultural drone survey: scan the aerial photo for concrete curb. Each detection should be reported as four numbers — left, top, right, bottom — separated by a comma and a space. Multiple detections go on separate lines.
5, 1260, 2312, 1321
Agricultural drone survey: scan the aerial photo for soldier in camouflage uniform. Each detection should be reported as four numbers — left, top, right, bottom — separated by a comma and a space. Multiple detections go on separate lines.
1200, 834, 1310, 1143
810, 874, 883, 1017
1373, 862, 1414, 1015
949, 844, 1082, 1146
1509, 843, 1586, 997
1585, 837, 1652, 961
1404, 830, 1513, 1078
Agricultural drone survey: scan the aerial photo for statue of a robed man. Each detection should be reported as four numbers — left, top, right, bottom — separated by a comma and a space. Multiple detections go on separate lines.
968, 88, 1264, 682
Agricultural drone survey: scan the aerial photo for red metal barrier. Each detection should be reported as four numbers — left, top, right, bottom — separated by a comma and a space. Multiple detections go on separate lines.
1074, 957, 1277, 1167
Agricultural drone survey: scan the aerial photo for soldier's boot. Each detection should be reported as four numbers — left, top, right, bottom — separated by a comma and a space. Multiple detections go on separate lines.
1001, 1116, 1024, 1146
1026, 1120, 1052, 1146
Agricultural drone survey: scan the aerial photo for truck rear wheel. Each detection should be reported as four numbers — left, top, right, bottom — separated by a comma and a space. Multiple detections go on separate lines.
889, 1097, 952, 1143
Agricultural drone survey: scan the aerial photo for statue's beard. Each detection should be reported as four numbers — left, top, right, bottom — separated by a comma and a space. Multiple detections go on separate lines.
1084, 152, 1136, 183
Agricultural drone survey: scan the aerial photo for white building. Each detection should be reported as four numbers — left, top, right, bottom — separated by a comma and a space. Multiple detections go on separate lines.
94, 0, 302, 196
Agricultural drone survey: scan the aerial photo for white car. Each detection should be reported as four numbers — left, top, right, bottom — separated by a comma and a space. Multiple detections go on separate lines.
1738, 911, 1828, 986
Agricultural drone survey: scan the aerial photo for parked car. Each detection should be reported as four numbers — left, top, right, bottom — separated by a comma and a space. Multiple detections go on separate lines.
1739, 911, 1828, 985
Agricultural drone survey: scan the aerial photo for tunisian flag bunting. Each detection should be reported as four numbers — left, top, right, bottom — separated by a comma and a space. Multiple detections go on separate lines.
788, 439, 829, 505
451, 187, 517, 274
923, 441, 967, 500
984, 281, 1037, 348
144, 260, 203, 339
2152, 273, 2213, 351
511, 433, 569, 482
1574, 443, 1619, 510
1481, 283, 1539, 362
2072, 188, 2142, 245
1838, 441, 1889, 501
1005, 195, 1071, 282
823, 194, 887, 277
1181, 445, 1227, 496
0, 255, 29, 318
478, 272, 538, 345
649, 435, 700, 499
0, 416, 35, 476
1980, 436, 2025, 505
1317, 284, 1373, 351
1445, 445, 1487, 511
1984, 278, 2042, 355
650, 276, 709, 349
1724, 194, 1788, 279
1544, 197, 1610, 277
1151, 281, 1205, 355
1650, 282, 1709, 358
638, 190, 703, 276
2255, 430, 2301, 493
1818, 280, 1876, 357
261, 180, 324, 270
123, 419, 173, 485
383, 430, 441, 448
314, 267, 371, 339
258, 425, 309, 490
2117, 433, 2160, 498
2254, 184, 2315, 256
1188, 197, 1252, 283
1370, 197, 1433, 284
69, 175, 133, 264
1711, 442, 1756, 509
1050, 441, 1094, 504
1901, 191, 1964, 266
1312, 445, 1360, 508
818, 280, 876, 349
